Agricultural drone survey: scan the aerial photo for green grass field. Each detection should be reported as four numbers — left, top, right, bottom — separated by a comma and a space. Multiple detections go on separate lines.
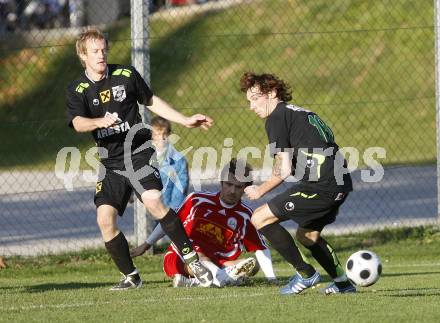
1, 227, 440, 322
0, 0, 436, 170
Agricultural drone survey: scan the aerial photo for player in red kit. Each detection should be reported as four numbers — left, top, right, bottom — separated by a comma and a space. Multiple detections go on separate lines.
131, 159, 276, 287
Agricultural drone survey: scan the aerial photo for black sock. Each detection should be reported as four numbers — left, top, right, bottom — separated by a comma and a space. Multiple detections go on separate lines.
335, 280, 353, 288
105, 231, 136, 276
259, 223, 315, 277
304, 237, 345, 279
159, 209, 196, 263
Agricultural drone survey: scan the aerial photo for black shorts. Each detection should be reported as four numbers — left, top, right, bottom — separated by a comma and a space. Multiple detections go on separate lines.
267, 184, 349, 231
94, 151, 163, 216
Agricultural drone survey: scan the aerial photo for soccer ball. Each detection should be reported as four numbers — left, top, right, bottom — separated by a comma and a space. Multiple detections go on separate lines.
345, 250, 382, 287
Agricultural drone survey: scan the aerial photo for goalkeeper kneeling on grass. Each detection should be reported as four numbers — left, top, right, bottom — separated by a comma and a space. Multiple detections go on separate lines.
131, 159, 277, 287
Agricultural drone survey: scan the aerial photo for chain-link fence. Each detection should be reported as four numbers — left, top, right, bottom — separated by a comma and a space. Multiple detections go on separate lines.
0, 0, 437, 256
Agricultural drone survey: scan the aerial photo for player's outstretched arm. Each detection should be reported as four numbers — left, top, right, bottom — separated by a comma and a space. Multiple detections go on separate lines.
71, 115, 118, 133
245, 152, 291, 200
130, 242, 152, 258
147, 95, 213, 130
130, 223, 167, 257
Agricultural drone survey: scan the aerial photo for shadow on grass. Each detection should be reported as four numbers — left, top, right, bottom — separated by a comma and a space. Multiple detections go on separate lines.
22, 279, 169, 293
381, 271, 440, 278
273, 271, 440, 283
23, 282, 112, 292
375, 287, 440, 298
0, 286, 21, 291
246, 275, 333, 287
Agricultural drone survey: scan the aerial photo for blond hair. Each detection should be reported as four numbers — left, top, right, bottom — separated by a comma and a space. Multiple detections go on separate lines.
76, 28, 107, 67
151, 116, 172, 135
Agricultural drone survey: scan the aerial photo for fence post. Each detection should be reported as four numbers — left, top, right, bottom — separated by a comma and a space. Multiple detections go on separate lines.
435, 0, 440, 226
130, 0, 155, 252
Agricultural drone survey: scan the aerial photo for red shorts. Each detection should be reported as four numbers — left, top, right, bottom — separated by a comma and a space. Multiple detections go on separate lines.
163, 251, 187, 278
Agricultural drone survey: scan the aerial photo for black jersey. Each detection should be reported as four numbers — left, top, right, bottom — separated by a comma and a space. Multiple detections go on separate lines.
66, 64, 153, 168
265, 102, 352, 192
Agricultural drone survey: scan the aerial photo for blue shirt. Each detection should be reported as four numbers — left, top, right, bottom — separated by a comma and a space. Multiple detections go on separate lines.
152, 143, 189, 210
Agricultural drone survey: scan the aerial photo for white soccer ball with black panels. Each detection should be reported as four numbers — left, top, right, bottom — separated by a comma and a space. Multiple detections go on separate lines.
345, 250, 382, 287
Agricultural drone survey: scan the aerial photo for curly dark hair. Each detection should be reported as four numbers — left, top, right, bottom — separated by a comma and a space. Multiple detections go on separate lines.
239, 72, 292, 102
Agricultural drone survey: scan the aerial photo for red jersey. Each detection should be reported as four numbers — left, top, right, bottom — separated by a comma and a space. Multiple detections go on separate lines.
169, 191, 267, 264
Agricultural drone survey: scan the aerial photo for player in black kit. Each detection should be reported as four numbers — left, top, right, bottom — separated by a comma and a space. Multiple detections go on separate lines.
66, 28, 214, 290
240, 72, 355, 295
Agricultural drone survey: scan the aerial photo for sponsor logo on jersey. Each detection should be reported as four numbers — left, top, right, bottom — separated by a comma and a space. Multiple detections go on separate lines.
284, 201, 295, 211
96, 121, 131, 139
154, 170, 160, 179
99, 89, 111, 103
196, 223, 224, 244
227, 217, 237, 230
92, 99, 99, 106
112, 85, 126, 102
181, 247, 191, 255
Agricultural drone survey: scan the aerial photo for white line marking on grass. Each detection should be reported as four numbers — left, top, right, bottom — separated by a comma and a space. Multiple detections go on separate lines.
2, 291, 279, 312
274, 262, 440, 273
382, 263, 440, 268
4, 302, 108, 311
